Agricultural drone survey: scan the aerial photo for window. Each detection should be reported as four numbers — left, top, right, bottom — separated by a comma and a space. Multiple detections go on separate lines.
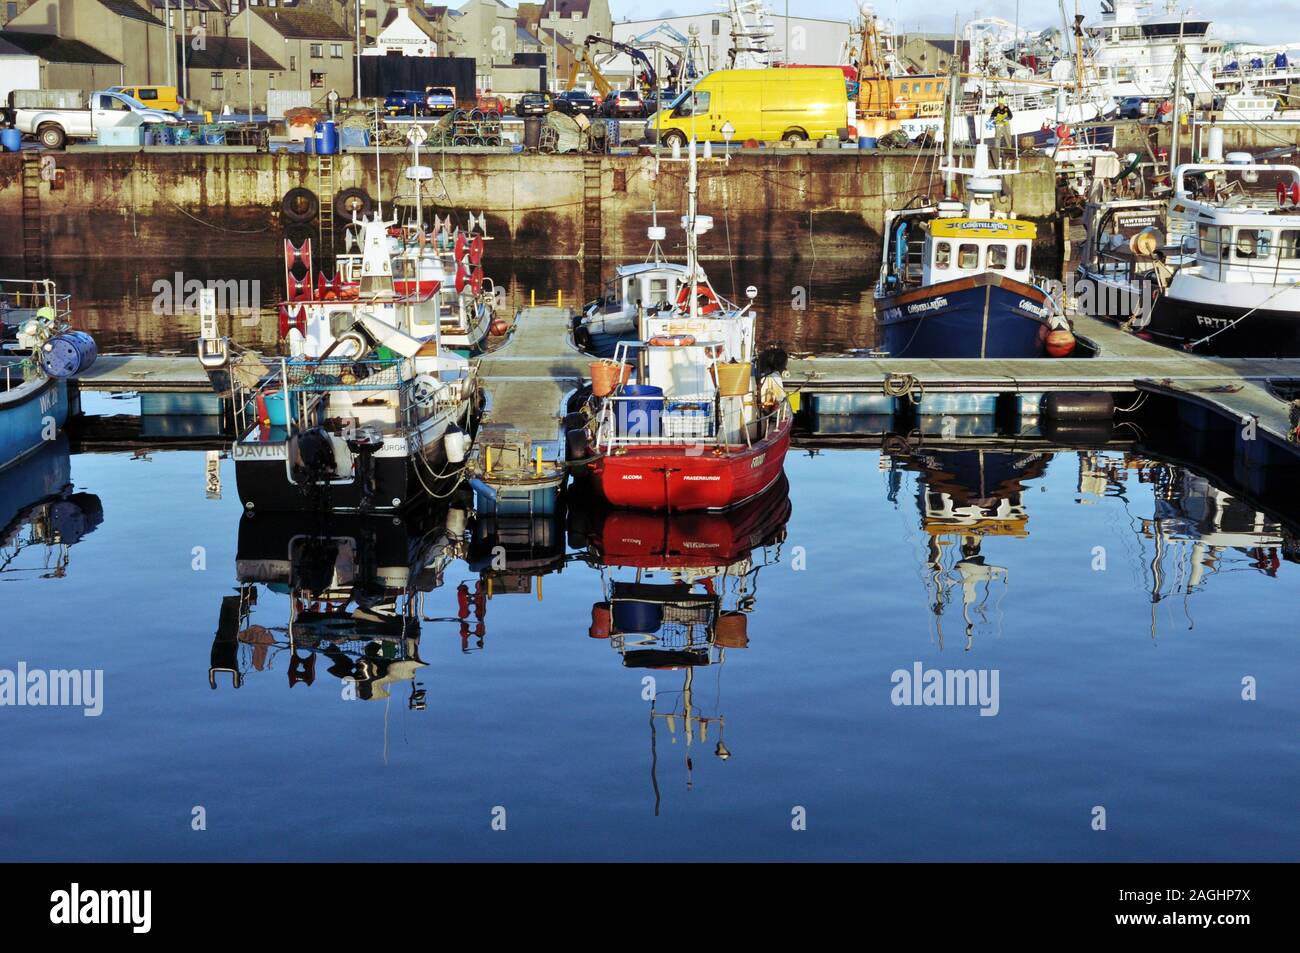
1279, 230, 1300, 259
987, 244, 1008, 270
958, 244, 980, 270
924, 82, 933, 92
98, 95, 130, 111
672, 90, 709, 117
137, 88, 157, 101
934, 242, 951, 269
1198, 224, 1220, 257
712, 19, 720, 36
211, 72, 225, 91
5, 2, 16, 20
330, 43, 343, 59
310, 71, 325, 89
310, 43, 323, 58
1235, 228, 1270, 259
289, 56, 296, 71
1015, 244, 1029, 270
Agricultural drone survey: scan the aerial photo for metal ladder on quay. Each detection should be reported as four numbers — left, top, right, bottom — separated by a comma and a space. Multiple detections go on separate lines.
21, 154, 44, 277
581, 156, 603, 296
317, 153, 336, 254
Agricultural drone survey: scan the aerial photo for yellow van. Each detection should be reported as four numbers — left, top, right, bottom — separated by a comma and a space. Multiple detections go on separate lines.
647, 68, 848, 147
110, 85, 182, 114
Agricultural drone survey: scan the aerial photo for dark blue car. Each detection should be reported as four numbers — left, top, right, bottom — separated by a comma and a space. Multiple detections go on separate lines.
384, 90, 427, 115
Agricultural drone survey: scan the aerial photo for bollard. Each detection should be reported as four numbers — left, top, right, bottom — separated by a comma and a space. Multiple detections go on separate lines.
557, 289, 563, 308
537, 575, 543, 602
486, 446, 493, 473
535, 446, 543, 476
530, 288, 535, 307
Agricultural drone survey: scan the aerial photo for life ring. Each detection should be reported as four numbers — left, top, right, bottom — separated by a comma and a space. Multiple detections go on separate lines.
675, 283, 721, 315
647, 334, 696, 346
280, 187, 319, 224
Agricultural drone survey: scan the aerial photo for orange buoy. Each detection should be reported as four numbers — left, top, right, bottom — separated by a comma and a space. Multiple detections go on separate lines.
589, 603, 611, 639
647, 334, 696, 347
1045, 328, 1076, 357
489, 318, 509, 336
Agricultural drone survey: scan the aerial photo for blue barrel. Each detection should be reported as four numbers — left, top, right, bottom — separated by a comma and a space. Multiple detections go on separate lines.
303, 135, 316, 155
316, 120, 338, 155
616, 384, 663, 437
1, 128, 22, 152
858, 136, 877, 149
613, 600, 663, 634
41, 331, 97, 379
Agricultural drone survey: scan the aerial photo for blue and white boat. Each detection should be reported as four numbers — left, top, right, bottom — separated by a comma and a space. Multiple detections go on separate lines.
874, 145, 1075, 358
0, 279, 93, 473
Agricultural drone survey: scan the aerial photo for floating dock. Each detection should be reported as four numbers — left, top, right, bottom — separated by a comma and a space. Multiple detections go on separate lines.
10, 312, 1300, 472
467, 306, 585, 514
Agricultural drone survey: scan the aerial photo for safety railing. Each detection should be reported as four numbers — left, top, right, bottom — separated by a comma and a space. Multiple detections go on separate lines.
0, 278, 71, 327
1191, 228, 1300, 286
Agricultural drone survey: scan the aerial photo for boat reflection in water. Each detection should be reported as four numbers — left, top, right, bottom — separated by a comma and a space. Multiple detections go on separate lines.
888, 446, 1050, 650
209, 502, 468, 708
572, 476, 792, 814
0, 437, 103, 580
456, 502, 570, 651
1079, 451, 1298, 634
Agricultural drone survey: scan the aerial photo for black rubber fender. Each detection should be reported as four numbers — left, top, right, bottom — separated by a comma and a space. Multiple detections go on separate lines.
1041, 391, 1115, 421
1040, 418, 1115, 446
333, 187, 372, 223
281, 187, 319, 224
566, 427, 592, 461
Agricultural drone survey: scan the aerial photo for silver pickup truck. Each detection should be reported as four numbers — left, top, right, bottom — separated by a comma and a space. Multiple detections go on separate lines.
11, 89, 182, 149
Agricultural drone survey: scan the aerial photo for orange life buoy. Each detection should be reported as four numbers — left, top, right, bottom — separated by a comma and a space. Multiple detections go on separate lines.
647, 334, 696, 347
675, 282, 721, 315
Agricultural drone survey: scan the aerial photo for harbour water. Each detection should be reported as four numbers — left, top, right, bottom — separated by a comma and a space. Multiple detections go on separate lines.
2, 385, 1297, 861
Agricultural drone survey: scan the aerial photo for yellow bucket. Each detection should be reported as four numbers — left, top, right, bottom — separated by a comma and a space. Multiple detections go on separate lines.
715, 361, 752, 397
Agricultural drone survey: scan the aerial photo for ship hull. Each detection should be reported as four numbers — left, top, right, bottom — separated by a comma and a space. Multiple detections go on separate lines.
876, 274, 1054, 358
589, 416, 791, 512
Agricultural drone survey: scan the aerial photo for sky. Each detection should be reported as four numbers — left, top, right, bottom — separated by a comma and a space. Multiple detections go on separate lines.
609, 1, 1296, 47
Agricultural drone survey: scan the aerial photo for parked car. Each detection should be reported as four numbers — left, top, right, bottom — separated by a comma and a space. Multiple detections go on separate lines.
515, 92, 552, 117
1117, 96, 1146, 119
554, 89, 597, 117
425, 86, 457, 115
604, 89, 645, 118
11, 89, 183, 149
384, 90, 428, 115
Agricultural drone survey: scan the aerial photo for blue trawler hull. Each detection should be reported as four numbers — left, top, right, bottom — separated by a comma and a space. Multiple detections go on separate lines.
0, 373, 69, 473
876, 273, 1053, 359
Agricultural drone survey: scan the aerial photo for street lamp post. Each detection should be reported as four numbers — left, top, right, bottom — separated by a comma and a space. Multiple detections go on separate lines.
179, 0, 188, 106
246, 4, 254, 120
355, 0, 363, 100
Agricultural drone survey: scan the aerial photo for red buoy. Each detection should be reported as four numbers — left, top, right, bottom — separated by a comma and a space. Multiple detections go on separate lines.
489, 318, 509, 336
1045, 328, 1076, 357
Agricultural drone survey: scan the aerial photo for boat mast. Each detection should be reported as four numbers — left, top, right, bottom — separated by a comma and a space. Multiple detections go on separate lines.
1170, 21, 1186, 177
942, 17, 960, 198
687, 139, 699, 318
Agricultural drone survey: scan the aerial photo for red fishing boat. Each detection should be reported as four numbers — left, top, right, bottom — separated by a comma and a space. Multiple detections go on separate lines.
579, 140, 793, 512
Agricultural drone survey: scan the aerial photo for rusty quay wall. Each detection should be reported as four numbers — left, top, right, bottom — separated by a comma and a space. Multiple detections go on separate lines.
0, 149, 1058, 266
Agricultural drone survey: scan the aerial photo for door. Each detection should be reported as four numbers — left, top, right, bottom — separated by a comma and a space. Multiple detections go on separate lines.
92, 93, 134, 131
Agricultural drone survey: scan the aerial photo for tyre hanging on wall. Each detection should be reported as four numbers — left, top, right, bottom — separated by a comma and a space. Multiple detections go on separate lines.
333, 187, 372, 224
281, 187, 319, 224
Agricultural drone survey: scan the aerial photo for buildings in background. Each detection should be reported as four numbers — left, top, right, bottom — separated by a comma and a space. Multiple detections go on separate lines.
0, 0, 863, 109
608, 13, 850, 80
